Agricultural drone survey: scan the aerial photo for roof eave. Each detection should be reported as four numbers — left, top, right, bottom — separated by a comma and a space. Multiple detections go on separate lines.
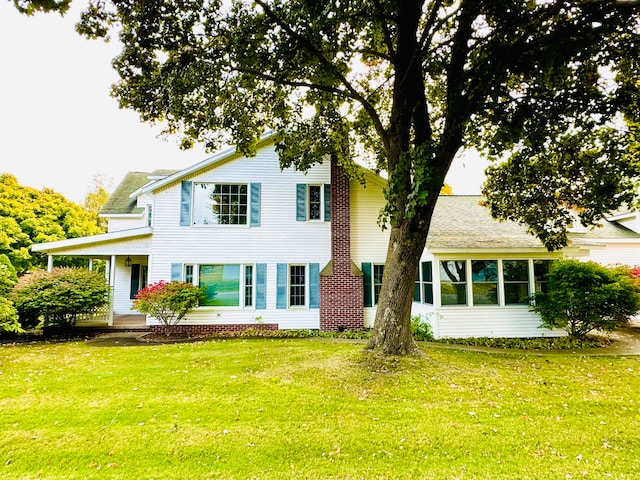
31, 227, 152, 253
136, 130, 277, 196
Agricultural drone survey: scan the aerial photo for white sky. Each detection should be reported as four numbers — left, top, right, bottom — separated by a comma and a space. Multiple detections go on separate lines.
0, 1, 488, 205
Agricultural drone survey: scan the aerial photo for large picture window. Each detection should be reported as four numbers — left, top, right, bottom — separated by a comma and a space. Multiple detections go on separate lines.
192, 183, 248, 225
199, 264, 241, 306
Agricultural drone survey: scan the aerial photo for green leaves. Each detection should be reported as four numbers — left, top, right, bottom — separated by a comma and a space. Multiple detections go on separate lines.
0, 174, 105, 274
11, 268, 110, 328
482, 125, 640, 250
132, 280, 205, 334
531, 260, 640, 339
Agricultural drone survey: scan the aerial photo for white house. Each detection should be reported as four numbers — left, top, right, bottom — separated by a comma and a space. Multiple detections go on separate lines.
32, 134, 640, 338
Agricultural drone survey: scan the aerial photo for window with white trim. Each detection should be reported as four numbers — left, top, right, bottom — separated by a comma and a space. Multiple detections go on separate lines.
440, 260, 467, 305
373, 264, 384, 304
414, 261, 434, 304
308, 185, 322, 220
192, 183, 248, 225
289, 265, 306, 307
503, 260, 529, 304
183, 263, 254, 308
471, 260, 499, 305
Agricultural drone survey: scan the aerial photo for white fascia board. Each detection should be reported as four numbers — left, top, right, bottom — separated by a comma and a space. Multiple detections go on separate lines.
132, 130, 278, 198
428, 247, 556, 256
606, 212, 637, 222
98, 212, 145, 219
571, 238, 640, 246
31, 227, 152, 252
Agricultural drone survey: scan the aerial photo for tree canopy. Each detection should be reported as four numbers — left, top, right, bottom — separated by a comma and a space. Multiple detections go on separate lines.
0, 173, 105, 274
15, 0, 640, 353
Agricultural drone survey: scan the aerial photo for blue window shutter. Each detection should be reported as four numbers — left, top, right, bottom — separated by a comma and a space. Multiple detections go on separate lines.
324, 184, 331, 222
250, 183, 261, 227
362, 262, 373, 307
171, 263, 182, 281
130, 264, 140, 299
309, 263, 320, 309
296, 184, 306, 221
180, 181, 192, 226
276, 263, 287, 309
256, 263, 267, 310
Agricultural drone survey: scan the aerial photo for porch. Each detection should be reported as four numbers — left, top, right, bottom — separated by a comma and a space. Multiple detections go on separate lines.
75, 314, 149, 333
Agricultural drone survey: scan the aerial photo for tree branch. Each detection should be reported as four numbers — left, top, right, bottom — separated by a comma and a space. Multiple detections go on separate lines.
371, 0, 397, 64
253, 0, 388, 144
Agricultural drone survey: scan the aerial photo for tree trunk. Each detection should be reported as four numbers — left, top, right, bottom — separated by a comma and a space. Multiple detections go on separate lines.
367, 217, 429, 355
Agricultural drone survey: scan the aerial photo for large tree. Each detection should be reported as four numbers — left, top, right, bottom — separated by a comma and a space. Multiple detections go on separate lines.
0, 173, 104, 274
17, 0, 640, 354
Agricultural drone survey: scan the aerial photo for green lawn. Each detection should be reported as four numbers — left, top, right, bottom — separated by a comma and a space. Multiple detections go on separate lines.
1, 338, 639, 479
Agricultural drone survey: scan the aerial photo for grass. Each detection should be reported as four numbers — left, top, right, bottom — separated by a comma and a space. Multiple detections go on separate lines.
1, 338, 639, 479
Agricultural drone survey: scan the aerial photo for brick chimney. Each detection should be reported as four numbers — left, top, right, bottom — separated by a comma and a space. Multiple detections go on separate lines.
319, 158, 364, 331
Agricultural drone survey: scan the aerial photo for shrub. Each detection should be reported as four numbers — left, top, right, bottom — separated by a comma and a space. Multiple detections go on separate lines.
133, 281, 205, 335
531, 259, 640, 339
11, 268, 109, 328
0, 254, 18, 297
411, 314, 435, 341
0, 297, 22, 334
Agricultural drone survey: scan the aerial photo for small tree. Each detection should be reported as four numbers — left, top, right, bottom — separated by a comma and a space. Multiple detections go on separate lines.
11, 268, 109, 328
531, 260, 640, 339
132, 281, 205, 336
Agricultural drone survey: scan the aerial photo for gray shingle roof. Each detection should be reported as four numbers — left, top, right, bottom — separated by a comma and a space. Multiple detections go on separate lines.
427, 196, 545, 250
426, 196, 640, 250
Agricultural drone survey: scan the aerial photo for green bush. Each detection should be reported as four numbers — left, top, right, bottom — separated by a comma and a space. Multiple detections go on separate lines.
11, 268, 109, 328
133, 281, 205, 335
0, 297, 22, 334
0, 254, 22, 334
531, 259, 640, 339
411, 314, 435, 341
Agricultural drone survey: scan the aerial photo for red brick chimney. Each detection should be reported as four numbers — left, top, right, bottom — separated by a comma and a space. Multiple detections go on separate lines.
319, 158, 364, 331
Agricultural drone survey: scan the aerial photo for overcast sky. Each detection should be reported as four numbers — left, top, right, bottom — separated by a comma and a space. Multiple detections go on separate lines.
0, 1, 488, 205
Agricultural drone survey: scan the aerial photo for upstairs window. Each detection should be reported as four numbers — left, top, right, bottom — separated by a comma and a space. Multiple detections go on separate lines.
192, 183, 248, 225
296, 183, 330, 221
308, 185, 322, 220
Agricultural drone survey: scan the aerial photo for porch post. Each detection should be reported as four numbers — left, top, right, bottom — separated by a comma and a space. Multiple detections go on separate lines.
47, 255, 53, 272
107, 255, 116, 326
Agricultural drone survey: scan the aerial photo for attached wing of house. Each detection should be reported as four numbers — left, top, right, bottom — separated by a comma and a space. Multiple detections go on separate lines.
32, 135, 640, 338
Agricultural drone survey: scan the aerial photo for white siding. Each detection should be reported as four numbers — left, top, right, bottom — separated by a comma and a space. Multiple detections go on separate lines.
112, 256, 147, 314
430, 306, 565, 339
47, 236, 151, 257
579, 243, 640, 268
350, 177, 389, 265
107, 216, 147, 233
147, 144, 331, 329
